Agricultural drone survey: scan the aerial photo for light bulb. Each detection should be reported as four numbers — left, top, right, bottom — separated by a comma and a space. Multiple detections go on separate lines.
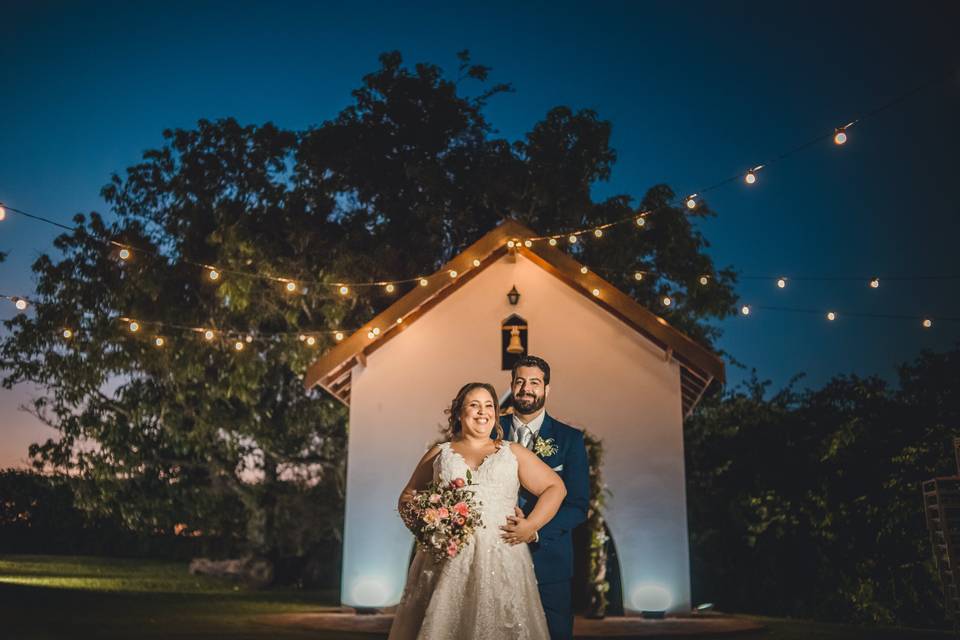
335, 332, 344, 341
922, 318, 933, 328
507, 240, 516, 249
568, 235, 578, 244
62, 329, 73, 339
686, 197, 697, 210
154, 337, 165, 347
636, 217, 646, 227
208, 269, 220, 281
580, 266, 588, 274
699, 276, 709, 285
129, 321, 140, 332
339, 285, 350, 296
777, 277, 787, 289
385, 283, 395, 293
834, 128, 847, 145
634, 272, 643, 281
449, 270, 457, 278
869, 278, 880, 289
204, 329, 214, 340
234, 341, 244, 351
0, 206, 5, 220
419, 278, 428, 287
548, 238, 558, 246
745, 171, 757, 185
826, 311, 837, 321
119, 248, 131, 261
298, 334, 306, 341
662, 296, 672, 306
472, 259, 481, 267
592, 288, 600, 297
306, 336, 316, 346
367, 331, 375, 339
524, 240, 533, 248
285, 281, 297, 292
741, 305, 751, 315
372, 327, 381, 336
594, 229, 603, 238
14, 298, 27, 310
245, 335, 253, 343
396, 317, 403, 324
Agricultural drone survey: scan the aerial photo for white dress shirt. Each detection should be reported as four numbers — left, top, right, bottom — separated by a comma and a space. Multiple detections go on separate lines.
511, 408, 548, 543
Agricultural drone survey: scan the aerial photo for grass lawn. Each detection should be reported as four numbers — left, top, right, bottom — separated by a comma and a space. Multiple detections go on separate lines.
0, 555, 954, 639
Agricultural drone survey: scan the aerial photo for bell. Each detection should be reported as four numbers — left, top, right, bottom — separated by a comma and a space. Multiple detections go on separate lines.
507, 326, 524, 354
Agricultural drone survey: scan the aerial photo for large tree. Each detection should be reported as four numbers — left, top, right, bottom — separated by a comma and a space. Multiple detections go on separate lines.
1, 51, 738, 566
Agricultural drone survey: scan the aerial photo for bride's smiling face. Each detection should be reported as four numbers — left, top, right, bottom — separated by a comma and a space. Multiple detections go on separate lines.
459, 388, 497, 438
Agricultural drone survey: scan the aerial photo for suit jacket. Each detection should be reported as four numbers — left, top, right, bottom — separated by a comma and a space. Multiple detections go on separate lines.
497, 412, 590, 584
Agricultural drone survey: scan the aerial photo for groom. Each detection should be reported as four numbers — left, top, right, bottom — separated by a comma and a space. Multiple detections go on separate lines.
497, 355, 590, 640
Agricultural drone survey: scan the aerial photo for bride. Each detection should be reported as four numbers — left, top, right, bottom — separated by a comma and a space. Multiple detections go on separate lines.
388, 382, 567, 640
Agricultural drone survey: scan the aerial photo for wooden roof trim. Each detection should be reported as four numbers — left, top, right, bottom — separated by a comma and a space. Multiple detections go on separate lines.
304, 218, 725, 400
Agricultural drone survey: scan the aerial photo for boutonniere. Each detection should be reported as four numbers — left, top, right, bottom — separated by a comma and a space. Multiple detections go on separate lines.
533, 436, 558, 458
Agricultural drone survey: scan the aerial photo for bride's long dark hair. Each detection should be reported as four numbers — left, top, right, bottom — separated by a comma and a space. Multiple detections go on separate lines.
445, 382, 504, 444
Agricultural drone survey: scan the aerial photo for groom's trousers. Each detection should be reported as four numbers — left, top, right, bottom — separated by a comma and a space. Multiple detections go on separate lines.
538, 579, 573, 640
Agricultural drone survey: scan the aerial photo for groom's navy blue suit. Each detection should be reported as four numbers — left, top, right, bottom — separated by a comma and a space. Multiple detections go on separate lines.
498, 412, 590, 640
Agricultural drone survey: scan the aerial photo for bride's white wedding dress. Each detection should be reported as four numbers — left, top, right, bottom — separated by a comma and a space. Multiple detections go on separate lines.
388, 441, 549, 640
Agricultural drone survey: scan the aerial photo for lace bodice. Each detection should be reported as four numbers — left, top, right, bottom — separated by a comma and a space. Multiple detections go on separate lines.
433, 441, 519, 528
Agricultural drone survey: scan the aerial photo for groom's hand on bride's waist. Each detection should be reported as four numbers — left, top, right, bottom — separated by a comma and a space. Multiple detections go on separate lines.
500, 506, 539, 545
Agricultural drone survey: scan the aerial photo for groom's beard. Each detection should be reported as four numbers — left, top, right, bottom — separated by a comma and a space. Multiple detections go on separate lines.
512, 393, 545, 415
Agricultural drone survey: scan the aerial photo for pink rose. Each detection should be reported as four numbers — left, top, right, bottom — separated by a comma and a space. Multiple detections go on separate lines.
454, 516, 466, 526
429, 493, 441, 504
452, 478, 466, 488
453, 502, 469, 517
437, 507, 449, 519
447, 540, 459, 557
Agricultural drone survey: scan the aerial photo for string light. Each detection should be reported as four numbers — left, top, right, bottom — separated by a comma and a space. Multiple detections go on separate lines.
777, 277, 788, 289
548, 238, 558, 246
634, 272, 644, 281
594, 229, 603, 238
285, 281, 297, 293
507, 240, 516, 249
524, 240, 533, 248
419, 278, 428, 287
372, 327, 381, 336
568, 235, 578, 244
870, 278, 880, 289
923, 318, 933, 328
245, 335, 253, 343
0, 205, 6, 220
592, 288, 601, 297
385, 283, 395, 293
827, 311, 837, 321
154, 336, 165, 347
14, 298, 27, 310
203, 329, 215, 340
306, 335, 316, 346
662, 296, 672, 307
129, 321, 140, 332
339, 285, 350, 296
472, 259, 481, 267
298, 334, 306, 341
335, 332, 344, 341
833, 128, 848, 145
396, 317, 403, 324
745, 171, 757, 185
741, 305, 751, 315
234, 340, 244, 351
685, 196, 697, 210
62, 328, 73, 339
119, 248, 131, 261
208, 269, 220, 281
366, 330, 375, 339
580, 266, 589, 274
699, 276, 709, 285
635, 217, 646, 227
449, 270, 457, 278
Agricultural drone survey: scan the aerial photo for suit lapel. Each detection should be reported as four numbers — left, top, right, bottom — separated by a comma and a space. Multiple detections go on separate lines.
537, 413, 555, 446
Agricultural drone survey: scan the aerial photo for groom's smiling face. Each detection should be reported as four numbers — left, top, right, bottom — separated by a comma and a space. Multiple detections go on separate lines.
511, 365, 550, 416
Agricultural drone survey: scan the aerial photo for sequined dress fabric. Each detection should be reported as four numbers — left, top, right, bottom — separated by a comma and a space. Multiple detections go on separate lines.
388, 441, 549, 640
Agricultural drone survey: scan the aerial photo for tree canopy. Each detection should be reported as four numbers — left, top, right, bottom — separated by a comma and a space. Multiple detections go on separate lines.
0, 51, 737, 562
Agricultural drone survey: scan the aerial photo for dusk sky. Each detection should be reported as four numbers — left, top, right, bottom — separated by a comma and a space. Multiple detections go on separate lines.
2, 2, 958, 469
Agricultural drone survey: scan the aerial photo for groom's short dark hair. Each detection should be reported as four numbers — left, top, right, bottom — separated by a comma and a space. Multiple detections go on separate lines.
511, 355, 551, 385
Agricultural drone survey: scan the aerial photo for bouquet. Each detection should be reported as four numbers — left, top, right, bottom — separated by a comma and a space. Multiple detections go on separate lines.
399, 472, 483, 561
